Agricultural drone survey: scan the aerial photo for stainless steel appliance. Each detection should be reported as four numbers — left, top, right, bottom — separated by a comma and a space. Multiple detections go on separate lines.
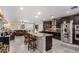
61, 21, 68, 43
61, 20, 73, 43
75, 25, 79, 40
75, 25, 79, 30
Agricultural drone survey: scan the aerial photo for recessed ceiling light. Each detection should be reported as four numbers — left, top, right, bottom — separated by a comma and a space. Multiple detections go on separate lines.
20, 7, 24, 11
37, 12, 41, 15
35, 15, 39, 18
51, 16, 54, 19
66, 9, 71, 14
66, 11, 70, 14
43, 18, 45, 21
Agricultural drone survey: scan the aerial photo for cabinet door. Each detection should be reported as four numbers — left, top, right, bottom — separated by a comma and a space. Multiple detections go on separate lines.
46, 36, 52, 51
43, 21, 52, 31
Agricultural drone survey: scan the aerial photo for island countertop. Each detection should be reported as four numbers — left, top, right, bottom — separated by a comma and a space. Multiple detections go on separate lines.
0, 35, 10, 37
27, 32, 53, 52
28, 32, 52, 37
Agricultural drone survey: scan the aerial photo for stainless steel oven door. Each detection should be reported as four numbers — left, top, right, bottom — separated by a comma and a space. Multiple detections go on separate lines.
75, 31, 79, 40
75, 25, 79, 30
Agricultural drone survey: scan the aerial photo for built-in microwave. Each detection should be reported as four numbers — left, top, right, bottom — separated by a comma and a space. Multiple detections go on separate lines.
75, 25, 79, 30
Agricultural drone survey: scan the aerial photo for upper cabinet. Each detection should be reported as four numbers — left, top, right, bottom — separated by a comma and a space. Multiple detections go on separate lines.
43, 19, 57, 32
43, 21, 52, 31
74, 15, 79, 24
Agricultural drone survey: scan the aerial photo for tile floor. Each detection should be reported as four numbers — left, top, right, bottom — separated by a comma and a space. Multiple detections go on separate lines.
9, 36, 79, 53
9, 36, 40, 53
53, 39, 79, 53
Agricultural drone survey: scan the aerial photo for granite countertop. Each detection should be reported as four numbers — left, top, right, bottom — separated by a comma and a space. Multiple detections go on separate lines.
40, 30, 60, 33
28, 32, 52, 37
0, 35, 10, 37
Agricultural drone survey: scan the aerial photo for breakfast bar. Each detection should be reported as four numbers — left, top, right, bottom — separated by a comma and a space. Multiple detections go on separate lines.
28, 32, 53, 52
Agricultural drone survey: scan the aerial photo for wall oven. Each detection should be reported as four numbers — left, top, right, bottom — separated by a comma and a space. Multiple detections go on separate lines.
75, 25, 79, 30
75, 31, 79, 40
75, 25, 79, 40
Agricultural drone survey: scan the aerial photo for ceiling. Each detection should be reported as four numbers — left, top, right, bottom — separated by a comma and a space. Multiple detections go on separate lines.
0, 6, 79, 24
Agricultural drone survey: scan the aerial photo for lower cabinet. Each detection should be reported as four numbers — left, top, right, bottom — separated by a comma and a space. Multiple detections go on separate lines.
46, 36, 52, 51
37, 35, 53, 53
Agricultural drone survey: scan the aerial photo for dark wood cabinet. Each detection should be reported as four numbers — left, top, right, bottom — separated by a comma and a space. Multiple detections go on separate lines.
0, 37, 9, 45
56, 19, 62, 28
43, 21, 52, 31
74, 15, 79, 24
46, 36, 52, 51
14, 30, 27, 36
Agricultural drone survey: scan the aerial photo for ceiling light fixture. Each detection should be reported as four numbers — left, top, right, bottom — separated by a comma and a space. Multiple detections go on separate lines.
37, 12, 41, 15
35, 15, 39, 18
20, 7, 24, 11
66, 9, 71, 14
43, 18, 45, 21
51, 16, 54, 19
66, 11, 70, 14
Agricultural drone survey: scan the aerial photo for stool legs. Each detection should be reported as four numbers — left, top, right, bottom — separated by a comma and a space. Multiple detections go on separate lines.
24, 34, 37, 51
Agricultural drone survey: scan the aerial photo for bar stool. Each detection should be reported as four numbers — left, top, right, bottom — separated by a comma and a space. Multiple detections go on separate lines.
27, 34, 31, 50
1, 45, 7, 53
24, 34, 28, 45
28, 35, 37, 51
0, 42, 3, 53
31, 36, 37, 51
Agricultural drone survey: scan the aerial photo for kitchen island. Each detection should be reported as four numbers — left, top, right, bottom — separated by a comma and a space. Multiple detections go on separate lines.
40, 31, 61, 40
28, 32, 53, 53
